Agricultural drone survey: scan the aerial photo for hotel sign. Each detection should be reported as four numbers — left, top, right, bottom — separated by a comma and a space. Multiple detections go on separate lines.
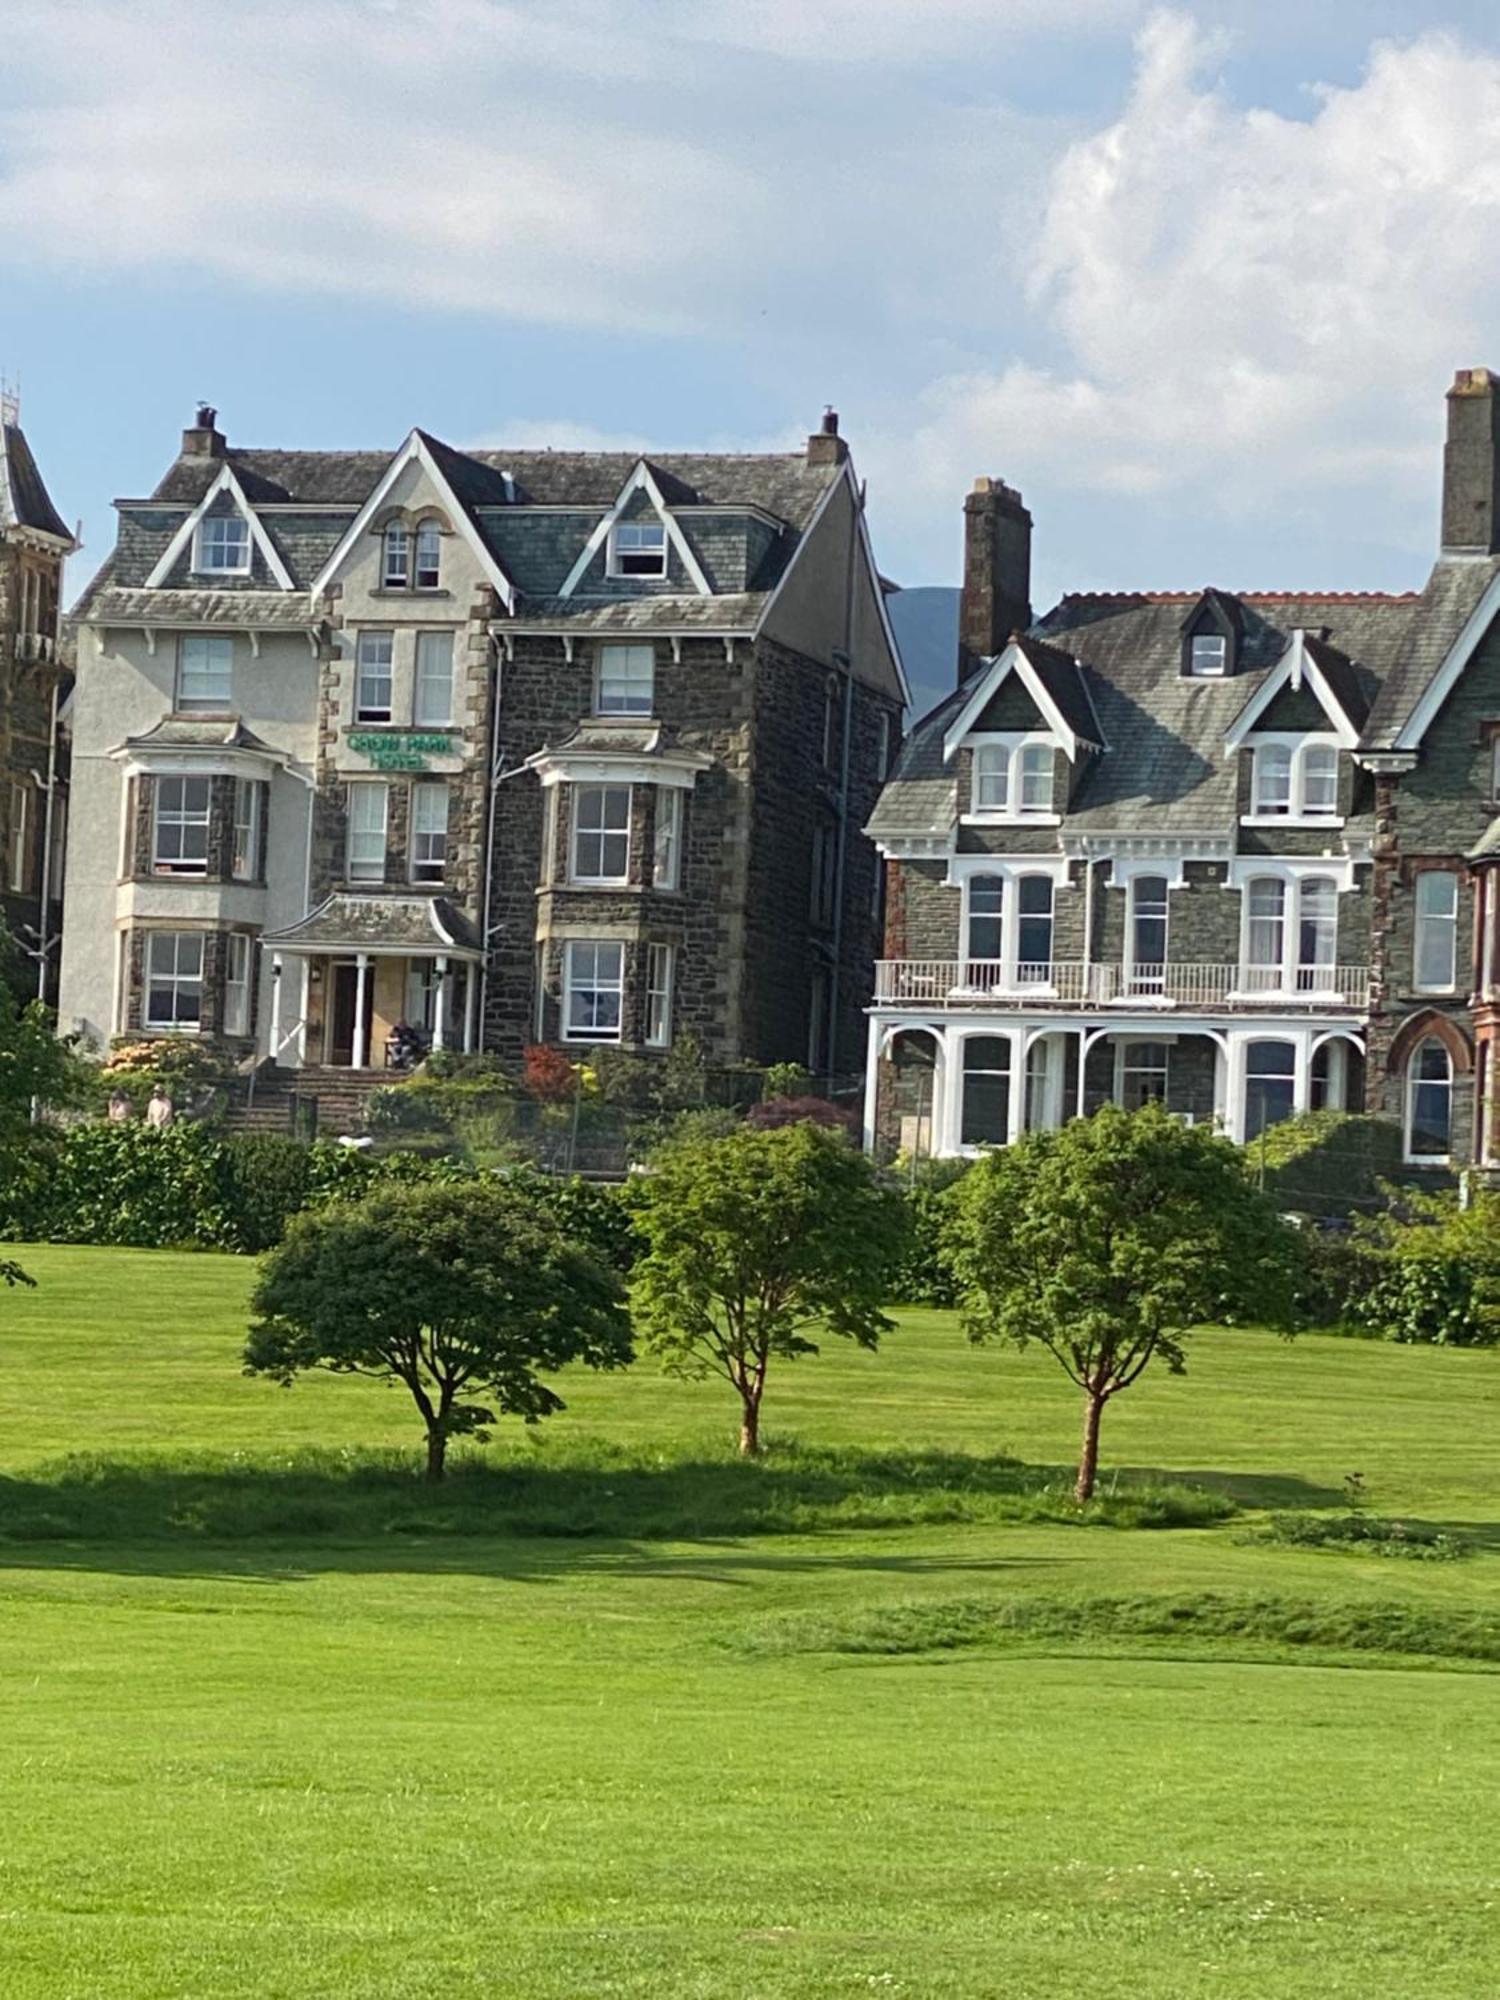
347, 732, 453, 771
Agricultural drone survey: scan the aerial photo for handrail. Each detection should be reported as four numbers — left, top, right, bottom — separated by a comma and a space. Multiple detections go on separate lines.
874, 960, 1371, 1010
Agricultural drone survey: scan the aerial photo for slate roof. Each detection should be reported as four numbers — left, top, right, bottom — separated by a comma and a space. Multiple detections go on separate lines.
505, 593, 764, 634
117, 718, 283, 756
1012, 636, 1106, 749
80, 585, 317, 629
0, 423, 72, 542
870, 584, 1438, 846
263, 894, 482, 955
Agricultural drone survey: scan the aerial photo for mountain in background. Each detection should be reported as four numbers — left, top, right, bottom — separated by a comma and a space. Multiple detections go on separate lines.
886, 585, 959, 722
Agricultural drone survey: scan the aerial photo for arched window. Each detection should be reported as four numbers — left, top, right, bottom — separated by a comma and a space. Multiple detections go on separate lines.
1251, 740, 1340, 818
382, 521, 410, 588
965, 875, 1004, 970
1406, 1037, 1453, 1162
961, 1035, 1011, 1147
1245, 1040, 1296, 1140
414, 519, 441, 589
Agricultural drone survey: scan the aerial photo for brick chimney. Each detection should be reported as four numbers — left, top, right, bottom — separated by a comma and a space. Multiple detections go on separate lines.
806, 405, 848, 470
1442, 368, 1500, 553
959, 476, 1031, 681
181, 403, 226, 459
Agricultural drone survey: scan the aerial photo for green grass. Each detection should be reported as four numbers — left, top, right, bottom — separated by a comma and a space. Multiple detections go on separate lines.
2, 1242, 1500, 1997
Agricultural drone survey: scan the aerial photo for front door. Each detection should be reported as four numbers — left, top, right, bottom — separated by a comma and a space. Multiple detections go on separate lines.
328, 962, 368, 1067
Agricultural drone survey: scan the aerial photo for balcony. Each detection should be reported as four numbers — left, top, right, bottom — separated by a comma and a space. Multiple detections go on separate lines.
874, 960, 1371, 1011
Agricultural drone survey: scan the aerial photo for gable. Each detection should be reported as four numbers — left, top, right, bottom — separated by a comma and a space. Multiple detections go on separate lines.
308, 432, 516, 607
1256, 682, 1329, 732
973, 677, 1045, 732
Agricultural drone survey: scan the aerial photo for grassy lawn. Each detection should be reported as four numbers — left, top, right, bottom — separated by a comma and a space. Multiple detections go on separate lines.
1, 1243, 1498, 1996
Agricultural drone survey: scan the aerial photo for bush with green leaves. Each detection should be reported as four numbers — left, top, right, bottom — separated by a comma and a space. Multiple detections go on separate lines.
1347, 1188, 1500, 1347
1249, 1109, 1405, 1217
887, 1158, 970, 1307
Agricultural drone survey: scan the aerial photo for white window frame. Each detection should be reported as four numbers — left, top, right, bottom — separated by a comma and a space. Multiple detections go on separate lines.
653, 786, 683, 891
153, 774, 212, 877
570, 783, 632, 885
8, 780, 29, 894
563, 940, 625, 1043
645, 943, 674, 1049
355, 631, 395, 723
964, 734, 1059, 824
346, 782, 389, 884
1125, 872, 1171, 993
382, 521, 410, 589
144, 930, 204, 1032
596, 643, 655, 717
409, 779, 449, 884
959, 1033, 1014, 1149
1116, 1037, 1172, 1109
193, 513, 251, 577
955, 859, 1065, 992
232, 778, 261, 882
1188, 631, 1228, 677
1232, 861, 1353, 996
1404, 1036, 1454, 1165
607, 520, 668, 579
224, 932, 252, 1037
1245, 735, 1343, 825
413, 520, 442, 591
1414, 869, 1460, 995
1243, 1037, 1297, 1140
176, 634, 234, 713
413, 630, 455, 727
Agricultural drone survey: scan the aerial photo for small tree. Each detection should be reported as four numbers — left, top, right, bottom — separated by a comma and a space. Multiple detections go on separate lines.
944, 1103, 1300, 1501
629, 1122, 904, 1455
245, 1179, 632, 1478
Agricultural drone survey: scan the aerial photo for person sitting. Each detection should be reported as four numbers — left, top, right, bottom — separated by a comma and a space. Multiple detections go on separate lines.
385, 1020, 426, 1071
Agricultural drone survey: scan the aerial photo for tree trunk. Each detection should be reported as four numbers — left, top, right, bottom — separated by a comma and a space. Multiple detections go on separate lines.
1075, 1389, 1106, 1503
738, 1392, 762, 1458
425, 1426, 448, 1482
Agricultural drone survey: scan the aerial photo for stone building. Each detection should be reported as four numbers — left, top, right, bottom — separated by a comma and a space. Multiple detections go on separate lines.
866, 369, 1500, 1173
59, 408, 905, 1095
0, 397, 72, 998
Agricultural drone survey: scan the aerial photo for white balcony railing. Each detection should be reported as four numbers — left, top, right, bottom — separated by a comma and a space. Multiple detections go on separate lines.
874, 960, 1371, 1010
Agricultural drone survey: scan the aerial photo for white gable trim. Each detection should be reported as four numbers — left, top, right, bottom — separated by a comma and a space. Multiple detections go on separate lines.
1395, 569, 1500, 750
558, 460, 711, 599
942, 643, 1084, 763
1224, 631, 1359, 751
307, 431, 517, 609
144, 465, 295, 592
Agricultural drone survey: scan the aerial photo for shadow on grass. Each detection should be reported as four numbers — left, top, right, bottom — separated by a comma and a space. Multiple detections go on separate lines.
1115, 1467, 1348, 1509
0, 1441, 1241, 1580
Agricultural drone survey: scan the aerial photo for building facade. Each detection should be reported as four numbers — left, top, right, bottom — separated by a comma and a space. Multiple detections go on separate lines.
0, 398, 72, 998
59, 409, 905, 1086
866, 369, 1500, 1173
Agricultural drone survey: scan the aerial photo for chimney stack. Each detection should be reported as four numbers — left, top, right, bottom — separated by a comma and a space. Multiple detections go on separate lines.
1442, 368, 1500, 553
806, 405, 848, 469
181, 403, 226, 459
960, 476, 1032, 681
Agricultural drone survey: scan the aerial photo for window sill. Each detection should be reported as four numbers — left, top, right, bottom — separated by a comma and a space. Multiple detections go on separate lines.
960, 813, 1062, 828
1240, 815, 1345, 830
369, 588, 452, 600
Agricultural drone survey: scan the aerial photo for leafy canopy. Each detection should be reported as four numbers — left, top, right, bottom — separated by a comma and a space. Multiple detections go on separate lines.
245, 1178, 632, 1474
629, 1122, 905, 1450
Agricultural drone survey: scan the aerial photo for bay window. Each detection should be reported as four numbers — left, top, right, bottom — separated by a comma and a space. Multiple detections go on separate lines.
654, 787, 683, 891
144, 931, 204, 1030
572, 784, 631, 884
153, 776, 211, 876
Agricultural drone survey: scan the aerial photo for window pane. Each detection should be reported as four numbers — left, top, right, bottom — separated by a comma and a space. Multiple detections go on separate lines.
145, 930, 204, 1029
653, 787, 682, 890
1130, 875, 1169, 982
198, 515, 249, 572
154, 776, 212, 874
1121, 1040, 1170, 1109
1254, 744, 1293, 813
177, 635, 233, 711
414, 631, 454, 726
646, 943, 674, 1048
565, 940, 624, 1040
1245, 1040, 1296, 1140
961, 1036, 1011, 1146
232, 779, 261, 880
597, 644, 655, 715
611, 522, 667, 576
1190, 633, 1226, 675
355, 631, 394, 721
1018, 745, 1053, 813
1302, 746, 1338, 814
572, 784, 631, 882
1296, 876, 1338, 987
1246, 878, 1286, 982
973, 745, 1008, 812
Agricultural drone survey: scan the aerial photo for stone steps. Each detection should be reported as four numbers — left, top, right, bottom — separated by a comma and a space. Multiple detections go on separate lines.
223, 1064, 391, 1139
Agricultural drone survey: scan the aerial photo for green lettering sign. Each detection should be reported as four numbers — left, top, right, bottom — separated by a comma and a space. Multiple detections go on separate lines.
347, 731, 454, 771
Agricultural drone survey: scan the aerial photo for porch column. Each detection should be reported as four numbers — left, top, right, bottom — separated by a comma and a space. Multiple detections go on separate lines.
352, 953, 370, 1069
861, 1019, 882, 1153
939, 1028, 964, 1156
1293, 1033, 1313, 1115
463, 963, 477, 1054
433, 955, 449, 1052
268, 953, 283, 1059
1076, 1028, 1094, 1119
296, 961, 310, 1067
1006, 1028, 1025, 1146
1224, 1034, 1247, 1145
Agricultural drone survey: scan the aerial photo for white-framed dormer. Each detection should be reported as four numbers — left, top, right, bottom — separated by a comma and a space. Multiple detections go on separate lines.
559, 460, 711, 599
145, 464, 296, 591
962, 732, 1061, 826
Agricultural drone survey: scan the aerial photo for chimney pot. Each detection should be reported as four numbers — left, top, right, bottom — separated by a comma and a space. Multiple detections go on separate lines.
807, 409, 848, 469
181, 405, 226, 460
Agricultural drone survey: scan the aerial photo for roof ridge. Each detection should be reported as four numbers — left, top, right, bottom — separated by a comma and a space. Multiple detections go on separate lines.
1054, 588, 1422, 606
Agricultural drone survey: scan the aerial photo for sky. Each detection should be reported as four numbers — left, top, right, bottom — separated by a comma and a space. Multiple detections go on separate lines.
7, 1, 1500, 612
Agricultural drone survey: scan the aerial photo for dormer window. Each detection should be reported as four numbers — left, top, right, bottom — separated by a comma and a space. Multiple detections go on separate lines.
969, 737, 1056, 820
1250, 738, 1340, 820
382, 522, 410, 589
609, 521, 667, 578
195, 515, 250, 576
414, 520, 441, 590
1189, 633, 1227, 677
1180, 592, 1240, 677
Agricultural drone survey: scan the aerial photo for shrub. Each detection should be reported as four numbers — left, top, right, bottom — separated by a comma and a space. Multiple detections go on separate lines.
887, 1157, 970, 1306
0, 1121, 238, 1249
1250, 1511, 1471, 1560
1294, 1223, 1386, 1332
1251, 1110, 1404, 1218
761, 1062, 811, 1102
1350, 1187, 1500, 1347
522, 1044, 579, 1103
213, 1135, 316, 1254
745, 1094, 856, 1133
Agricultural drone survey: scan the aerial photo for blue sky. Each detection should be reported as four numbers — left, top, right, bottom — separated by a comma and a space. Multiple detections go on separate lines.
7, 1, 1500, 609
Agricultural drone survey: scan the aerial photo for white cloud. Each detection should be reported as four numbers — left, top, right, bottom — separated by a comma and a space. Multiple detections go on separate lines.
886, 11, 1500, 565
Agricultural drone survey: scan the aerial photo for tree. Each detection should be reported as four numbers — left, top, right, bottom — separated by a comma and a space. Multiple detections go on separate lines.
944, 1103, 1300, 1502
629, 1122, 905, 1455
244, 1179, 632, 1479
